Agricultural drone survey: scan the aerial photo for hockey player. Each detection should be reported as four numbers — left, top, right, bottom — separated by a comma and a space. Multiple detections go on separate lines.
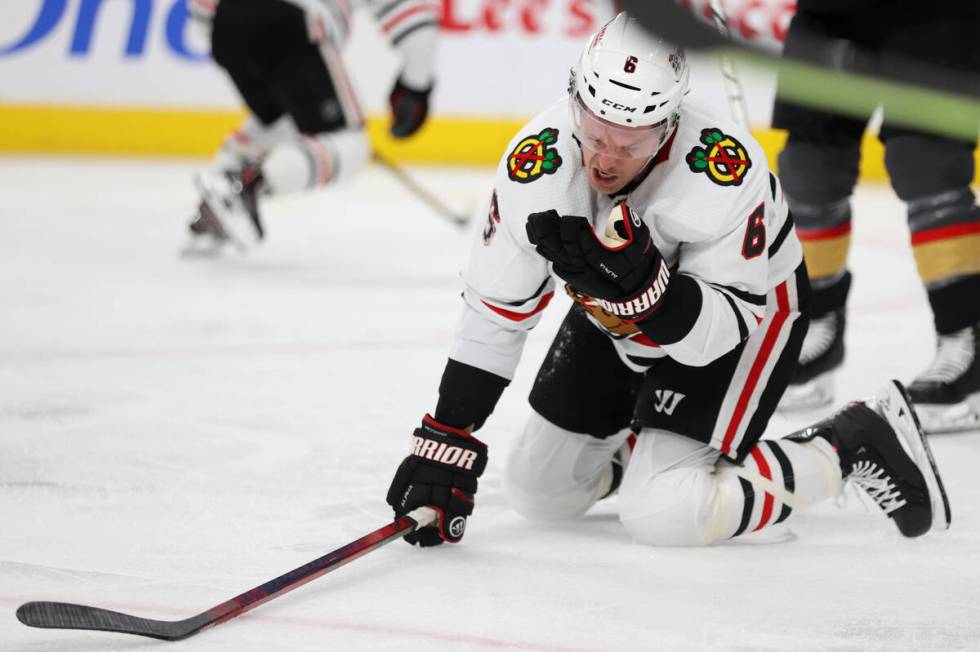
384, 13, 950, 548
773, 0, 980, 433
184, 0, 438, 252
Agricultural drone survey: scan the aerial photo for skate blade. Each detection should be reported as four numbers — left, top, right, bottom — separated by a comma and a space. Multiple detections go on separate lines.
780, 374, 834, 411
912, 400, 980, 435
178, 233, 245, 259
874, 380, 952, 532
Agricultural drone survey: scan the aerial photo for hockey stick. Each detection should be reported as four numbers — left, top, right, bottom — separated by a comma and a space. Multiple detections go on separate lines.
372, 150, 471, 229
16, 506, 437, 642
707, 0, 751, 131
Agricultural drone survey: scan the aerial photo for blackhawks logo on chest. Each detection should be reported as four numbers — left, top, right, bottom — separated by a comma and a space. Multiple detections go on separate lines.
507, 128, 563, 183
686, 128, 752, 186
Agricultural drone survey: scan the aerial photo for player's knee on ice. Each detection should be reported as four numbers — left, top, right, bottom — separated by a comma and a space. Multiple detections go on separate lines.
616, 429, 729, 547
503, 412, 630, 520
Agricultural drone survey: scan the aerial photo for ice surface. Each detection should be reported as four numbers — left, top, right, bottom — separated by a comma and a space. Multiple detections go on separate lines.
1, 157, 978, 651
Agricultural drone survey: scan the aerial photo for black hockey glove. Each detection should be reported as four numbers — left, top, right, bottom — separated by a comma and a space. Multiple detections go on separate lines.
389, 77, 432, 139
386, 415, 488, 546
526, 209, 622, 299
527, 205, 671, 322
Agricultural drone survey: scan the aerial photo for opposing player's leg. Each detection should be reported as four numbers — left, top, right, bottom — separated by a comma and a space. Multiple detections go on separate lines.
771, 11, 872, 409
503, 305, 642, 519
882, 128, 980, 433
774, 126, 864, 409
618, 380, 949, 546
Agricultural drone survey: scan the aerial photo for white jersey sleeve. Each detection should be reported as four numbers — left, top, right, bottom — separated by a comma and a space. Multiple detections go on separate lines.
365, 0, 440, 88
450, 103, 588, 380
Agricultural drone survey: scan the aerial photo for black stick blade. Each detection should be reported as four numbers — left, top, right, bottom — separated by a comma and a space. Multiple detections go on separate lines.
16, 602, 205, 641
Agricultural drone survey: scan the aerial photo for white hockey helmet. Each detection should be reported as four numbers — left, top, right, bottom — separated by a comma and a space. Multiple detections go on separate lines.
570, 12, 689, 158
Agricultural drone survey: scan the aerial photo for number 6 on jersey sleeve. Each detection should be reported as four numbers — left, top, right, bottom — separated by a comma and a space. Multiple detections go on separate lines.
741, 202, 766, 259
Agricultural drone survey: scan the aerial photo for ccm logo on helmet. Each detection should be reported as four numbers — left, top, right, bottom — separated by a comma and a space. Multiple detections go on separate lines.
601, 99, 637, 112
412, 435, 479, 470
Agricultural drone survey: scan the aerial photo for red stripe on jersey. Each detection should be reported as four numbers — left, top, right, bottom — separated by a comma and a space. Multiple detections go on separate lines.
628, 332, 660, 347
626, 432, 637, 451
796, 223, 851, 241
750, 447, 775, 531
775, 279, 790, 312
383, 4, 439, 33
720, 281, 790, 455
482, 291, 554, 322
911, 221, 980, 245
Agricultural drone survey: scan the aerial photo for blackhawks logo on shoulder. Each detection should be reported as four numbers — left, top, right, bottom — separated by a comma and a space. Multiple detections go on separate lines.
686, 128, 752, 186
507, 128, 563, 183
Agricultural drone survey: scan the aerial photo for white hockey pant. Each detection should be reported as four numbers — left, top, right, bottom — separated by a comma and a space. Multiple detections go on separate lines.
504, 412, 843, 546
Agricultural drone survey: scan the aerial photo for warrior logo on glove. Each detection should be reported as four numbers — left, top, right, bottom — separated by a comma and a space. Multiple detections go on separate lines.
387, 416, 488, 546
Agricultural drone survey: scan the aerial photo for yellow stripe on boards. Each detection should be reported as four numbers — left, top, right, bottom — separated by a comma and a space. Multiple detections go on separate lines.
0, 104, 977, 184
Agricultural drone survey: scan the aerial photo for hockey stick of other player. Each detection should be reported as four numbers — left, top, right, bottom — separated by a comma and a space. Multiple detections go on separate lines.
707, 0, 752, 131
372, 150, 471, 229
16, 506, 437, 642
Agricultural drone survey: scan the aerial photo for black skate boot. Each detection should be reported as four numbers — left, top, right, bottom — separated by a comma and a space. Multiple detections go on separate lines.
781, 308, 845, 410
907, 322, 980, 433
812, 380, 951, 537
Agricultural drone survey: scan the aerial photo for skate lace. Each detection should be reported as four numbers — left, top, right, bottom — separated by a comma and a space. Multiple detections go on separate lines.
848, 460, 906, 514
916, 327, 975, 384
798, 313, 838, 364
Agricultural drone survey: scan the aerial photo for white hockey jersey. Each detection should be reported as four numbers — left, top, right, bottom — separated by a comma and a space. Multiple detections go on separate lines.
451, 96, 803, 378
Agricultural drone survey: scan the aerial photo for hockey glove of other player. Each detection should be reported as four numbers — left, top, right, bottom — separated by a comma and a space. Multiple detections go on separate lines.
389, 77, 433, 139
386, 415, 488, 546
527, 204, 671, 322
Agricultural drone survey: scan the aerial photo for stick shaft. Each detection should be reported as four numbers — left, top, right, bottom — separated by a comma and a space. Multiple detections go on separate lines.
17, 507, 437, 641
372, 151, 470, 227
707, 0, 752, 131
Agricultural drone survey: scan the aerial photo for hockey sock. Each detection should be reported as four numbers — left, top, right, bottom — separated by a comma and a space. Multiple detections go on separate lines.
214, 115, 296, 172
261, 129, 369, 195
720, 436, 843, 539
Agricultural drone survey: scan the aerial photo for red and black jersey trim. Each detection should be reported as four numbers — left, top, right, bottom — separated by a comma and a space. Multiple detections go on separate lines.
374, 0, 439, 46
710, 282, 767, 307
768, 212, 795, 259
720, 291, 750, 342
390, 19, 438, 45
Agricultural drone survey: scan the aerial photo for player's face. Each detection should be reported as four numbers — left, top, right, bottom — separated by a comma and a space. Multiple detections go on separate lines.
573, 96, 669, 194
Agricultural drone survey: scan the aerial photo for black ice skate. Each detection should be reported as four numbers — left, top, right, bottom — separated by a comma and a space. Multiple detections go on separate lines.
781, 308, 845, 410
821, 380, 950, 537
182, 165, 265, 257
907, 322, 980, 433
